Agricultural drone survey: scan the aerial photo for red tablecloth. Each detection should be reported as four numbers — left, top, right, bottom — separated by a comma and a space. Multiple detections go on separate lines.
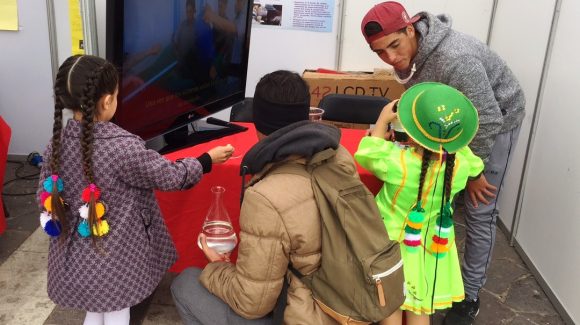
0, 116, 11, 235
157, 122, 381, 272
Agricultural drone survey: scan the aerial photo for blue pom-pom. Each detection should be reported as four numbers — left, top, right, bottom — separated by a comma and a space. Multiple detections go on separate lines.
43, 177, 64, 193
77, 220, 91, 238
44, 219, 62, 237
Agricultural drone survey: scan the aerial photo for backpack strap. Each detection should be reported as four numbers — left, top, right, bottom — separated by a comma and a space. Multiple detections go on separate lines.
308, 147, 337, 167
272, 271, 290, 324
268, 148, 339, 282
288, 264, 303, 279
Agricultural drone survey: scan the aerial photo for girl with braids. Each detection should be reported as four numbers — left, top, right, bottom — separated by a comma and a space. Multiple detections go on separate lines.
355, 82, 487, 325
36, 54, 234, 325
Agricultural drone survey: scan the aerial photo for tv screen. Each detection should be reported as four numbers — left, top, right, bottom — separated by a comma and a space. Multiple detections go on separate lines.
106, 0, 251, 150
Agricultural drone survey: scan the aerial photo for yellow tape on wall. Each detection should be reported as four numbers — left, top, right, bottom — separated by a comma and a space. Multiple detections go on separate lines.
69, 0, 84, 55
0, 0, 19, 31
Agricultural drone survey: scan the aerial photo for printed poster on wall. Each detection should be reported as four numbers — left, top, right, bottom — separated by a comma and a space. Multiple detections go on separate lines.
252, 0, 334, 32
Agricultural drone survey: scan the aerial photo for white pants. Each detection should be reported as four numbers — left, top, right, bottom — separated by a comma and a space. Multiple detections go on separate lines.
83, 307, 130, 325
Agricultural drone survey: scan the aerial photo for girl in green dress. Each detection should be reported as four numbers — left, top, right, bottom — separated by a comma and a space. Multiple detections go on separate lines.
355, 82, 486, 325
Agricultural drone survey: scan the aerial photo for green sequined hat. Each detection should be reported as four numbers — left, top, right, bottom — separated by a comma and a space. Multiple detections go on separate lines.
398, 82, 479, 153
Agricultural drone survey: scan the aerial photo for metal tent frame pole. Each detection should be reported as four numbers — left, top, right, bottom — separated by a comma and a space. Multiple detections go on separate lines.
46, 0, 59, 78
80, 0, 99, 55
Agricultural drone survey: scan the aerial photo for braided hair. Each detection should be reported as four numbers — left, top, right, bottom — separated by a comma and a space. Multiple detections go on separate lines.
50, 55, 118, 241
414, 149, 457, 209
416, 149, 432, 206
442, 153, 456, 205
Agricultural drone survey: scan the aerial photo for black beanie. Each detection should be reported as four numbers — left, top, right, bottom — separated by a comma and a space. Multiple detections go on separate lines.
252, 93, 310, 135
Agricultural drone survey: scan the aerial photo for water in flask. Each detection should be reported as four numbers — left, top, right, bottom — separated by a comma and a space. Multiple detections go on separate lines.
197, 186, 238, 254
197, 221, 237, 253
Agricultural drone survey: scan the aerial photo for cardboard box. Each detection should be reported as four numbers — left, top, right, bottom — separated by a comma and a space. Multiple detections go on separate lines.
302, 69, 406, 108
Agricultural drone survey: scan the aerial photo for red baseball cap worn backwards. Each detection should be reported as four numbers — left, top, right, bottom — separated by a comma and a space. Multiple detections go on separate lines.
361, 1, 420, 44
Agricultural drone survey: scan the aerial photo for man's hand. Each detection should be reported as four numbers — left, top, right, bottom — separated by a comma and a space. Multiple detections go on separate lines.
199, 233, 231, 263
467, 174, 497, 208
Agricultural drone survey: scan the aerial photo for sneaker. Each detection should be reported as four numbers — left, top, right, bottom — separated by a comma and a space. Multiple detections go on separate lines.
443, 298, 480, 325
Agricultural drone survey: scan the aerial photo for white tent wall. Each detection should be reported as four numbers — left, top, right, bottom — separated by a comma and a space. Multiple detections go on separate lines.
338, 0, 494, 71
0, 0, 54, 155
488, 1, 577, 323
513, 0, 579, 322
487, 0, 556, 237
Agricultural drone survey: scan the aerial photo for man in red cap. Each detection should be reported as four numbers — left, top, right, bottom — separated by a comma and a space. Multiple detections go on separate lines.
361, 2, 526, 325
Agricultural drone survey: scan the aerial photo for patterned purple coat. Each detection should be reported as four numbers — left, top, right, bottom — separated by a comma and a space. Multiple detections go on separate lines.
37, 120, 203, 312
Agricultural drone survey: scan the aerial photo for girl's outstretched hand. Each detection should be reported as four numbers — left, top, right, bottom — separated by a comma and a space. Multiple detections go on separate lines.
208, 144, 234, 164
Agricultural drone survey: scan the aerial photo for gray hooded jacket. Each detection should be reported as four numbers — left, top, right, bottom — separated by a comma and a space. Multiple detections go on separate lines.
397, 12, 525, 160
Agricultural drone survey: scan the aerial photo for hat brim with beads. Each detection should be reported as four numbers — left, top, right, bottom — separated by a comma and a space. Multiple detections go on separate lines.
398, 82, 479, 154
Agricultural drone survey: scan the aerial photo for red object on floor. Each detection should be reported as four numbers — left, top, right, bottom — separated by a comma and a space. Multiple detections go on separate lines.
157, 123, 381, 272
0, 116, 12, 235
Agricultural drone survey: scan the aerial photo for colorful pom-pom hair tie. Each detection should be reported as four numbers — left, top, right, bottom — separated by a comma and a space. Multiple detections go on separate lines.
431, 202, 453, 259
403, 202, 425, 253
77, 183, 110, 238
39, 174, 65, 237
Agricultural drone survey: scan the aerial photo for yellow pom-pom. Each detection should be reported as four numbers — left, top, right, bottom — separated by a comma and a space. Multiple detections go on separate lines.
92, 220, 110, 236
430, 242, 450, 254
406, 220, 423, 229
43, 196, 63, 212
431, 242, 442, 253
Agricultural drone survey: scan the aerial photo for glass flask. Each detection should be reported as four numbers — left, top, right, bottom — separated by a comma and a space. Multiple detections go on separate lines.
197, 186, 238, 254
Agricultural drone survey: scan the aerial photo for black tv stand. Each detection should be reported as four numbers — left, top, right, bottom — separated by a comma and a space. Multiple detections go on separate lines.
147, 118, 248, 154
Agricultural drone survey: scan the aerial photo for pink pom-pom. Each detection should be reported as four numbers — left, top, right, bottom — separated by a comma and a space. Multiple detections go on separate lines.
40, 191, 50, 204
403, 239, 421, 247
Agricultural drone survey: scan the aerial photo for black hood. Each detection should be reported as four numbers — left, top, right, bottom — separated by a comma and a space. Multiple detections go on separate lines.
240, 121, 341, 175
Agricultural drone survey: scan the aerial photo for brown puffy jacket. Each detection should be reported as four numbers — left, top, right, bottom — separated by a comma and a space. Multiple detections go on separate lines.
200, 146, 356, 324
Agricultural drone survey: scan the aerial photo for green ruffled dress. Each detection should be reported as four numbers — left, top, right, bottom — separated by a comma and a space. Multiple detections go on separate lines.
355, 137, 483, 315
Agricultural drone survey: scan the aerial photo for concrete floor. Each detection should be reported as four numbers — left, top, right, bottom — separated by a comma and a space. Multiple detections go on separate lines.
0, 159, 567, 324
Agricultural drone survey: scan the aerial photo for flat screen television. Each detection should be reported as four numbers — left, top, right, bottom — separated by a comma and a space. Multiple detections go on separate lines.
106, 0, 252, 153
